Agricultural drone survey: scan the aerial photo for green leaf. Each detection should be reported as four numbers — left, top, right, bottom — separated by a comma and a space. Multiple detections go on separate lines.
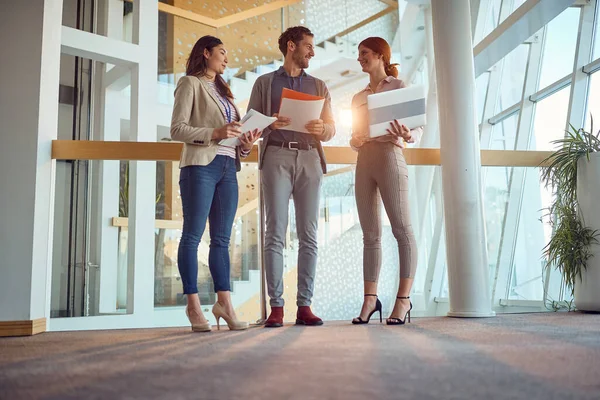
541, 116, 600, 295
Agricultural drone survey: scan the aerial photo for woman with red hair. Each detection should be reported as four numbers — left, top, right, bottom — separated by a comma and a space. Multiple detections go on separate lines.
350, 37, 423, 326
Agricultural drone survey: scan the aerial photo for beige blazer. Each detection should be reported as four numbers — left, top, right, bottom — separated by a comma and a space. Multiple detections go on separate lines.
170, 75, 242, 170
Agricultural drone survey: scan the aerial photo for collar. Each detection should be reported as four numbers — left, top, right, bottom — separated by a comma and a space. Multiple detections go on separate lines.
363, 75, 394, 92
275, 66, 307, 77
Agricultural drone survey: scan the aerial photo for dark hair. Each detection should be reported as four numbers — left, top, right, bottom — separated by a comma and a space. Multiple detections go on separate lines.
186, 35, 234, 99
359, 37, 399, 78
278, 26, 314, 56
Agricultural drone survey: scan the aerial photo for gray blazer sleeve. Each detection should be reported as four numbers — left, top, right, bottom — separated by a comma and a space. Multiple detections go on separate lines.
170, 76, 214, 146
247, 76, 272, 138
319, 82, 336, 142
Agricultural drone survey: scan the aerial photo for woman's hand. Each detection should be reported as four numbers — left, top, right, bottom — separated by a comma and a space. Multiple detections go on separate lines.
239, 129, 262, 151
212, 122, 242, 140
386, 119, 412, 142
269, 113, 291, 130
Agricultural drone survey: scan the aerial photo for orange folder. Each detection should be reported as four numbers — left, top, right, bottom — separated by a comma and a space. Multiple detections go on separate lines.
281, 87, 324, 102
279, 88, 325, 113
277, 88, 326, 133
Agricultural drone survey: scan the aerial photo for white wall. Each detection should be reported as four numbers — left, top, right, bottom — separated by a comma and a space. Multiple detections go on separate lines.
0, 0, 63, 322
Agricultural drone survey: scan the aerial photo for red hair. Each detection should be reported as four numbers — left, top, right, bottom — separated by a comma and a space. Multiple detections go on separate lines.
359, 37, 399, 78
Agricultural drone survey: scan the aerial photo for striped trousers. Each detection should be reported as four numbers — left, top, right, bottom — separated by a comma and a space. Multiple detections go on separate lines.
355, 141, 418, 282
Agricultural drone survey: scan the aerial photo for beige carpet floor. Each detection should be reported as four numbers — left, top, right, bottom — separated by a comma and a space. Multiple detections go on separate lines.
1, 313, 599, 400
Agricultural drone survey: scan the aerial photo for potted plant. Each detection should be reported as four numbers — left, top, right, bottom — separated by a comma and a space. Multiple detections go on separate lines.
541, 119, 600, 311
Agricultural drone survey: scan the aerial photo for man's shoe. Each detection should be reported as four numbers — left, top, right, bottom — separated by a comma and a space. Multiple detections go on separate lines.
265, 306, 284, 328
296, 306, 323, 326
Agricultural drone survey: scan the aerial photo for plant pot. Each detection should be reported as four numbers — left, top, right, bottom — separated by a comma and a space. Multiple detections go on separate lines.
575, 152, 600, 311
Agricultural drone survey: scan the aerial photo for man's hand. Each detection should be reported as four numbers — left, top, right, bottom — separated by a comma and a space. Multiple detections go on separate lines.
305, 119, 325, 136
270, 113, 291, 130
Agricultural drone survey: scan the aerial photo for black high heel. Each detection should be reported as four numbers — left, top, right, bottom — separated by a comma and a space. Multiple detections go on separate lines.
386, 296, 412, 325
352, 294, 383, 324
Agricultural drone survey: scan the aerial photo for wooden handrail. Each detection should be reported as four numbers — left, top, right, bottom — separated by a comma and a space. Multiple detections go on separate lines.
51, 140, 553, 167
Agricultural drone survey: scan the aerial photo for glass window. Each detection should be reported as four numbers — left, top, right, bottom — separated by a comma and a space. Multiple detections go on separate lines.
496, 44, 529, 113
531, 85, 571, 150
508, 168, 549, 301
512, 0, 527, 12
498, 0, 528, 25
484, 113, 518, 151
483, 164, 512, 285
476, 73, 490, 125
480, 0, 502, 41
593, 5, 600, 59
584, 72, 600, 132
441, 166, 559, 306
538, 7, 580, 89
62, 0, 132, 42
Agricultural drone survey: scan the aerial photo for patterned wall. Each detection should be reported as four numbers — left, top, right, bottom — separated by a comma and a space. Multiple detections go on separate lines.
306, 0, 397, 44
167, 0, 396, 76
170, 0, 308, 76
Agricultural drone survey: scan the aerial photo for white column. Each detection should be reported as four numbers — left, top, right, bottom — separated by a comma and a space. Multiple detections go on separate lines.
127, 0, 158, 314
96, 0, 127, 314
0, 0, 63, 331
417, 6, 444, 312
430, 0, 494, 317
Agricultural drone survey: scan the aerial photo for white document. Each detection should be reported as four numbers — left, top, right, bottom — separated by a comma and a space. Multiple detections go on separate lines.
367, 84, 427, 138
219, 109, 277, 147
278, 97, 325, 134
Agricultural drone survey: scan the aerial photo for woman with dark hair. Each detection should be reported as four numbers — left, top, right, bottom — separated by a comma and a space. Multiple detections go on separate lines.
349, 37, 423, 326
170, 35, 261, 332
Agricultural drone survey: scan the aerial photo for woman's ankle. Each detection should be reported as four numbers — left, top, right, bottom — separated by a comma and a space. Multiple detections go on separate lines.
363, 296, 377, 306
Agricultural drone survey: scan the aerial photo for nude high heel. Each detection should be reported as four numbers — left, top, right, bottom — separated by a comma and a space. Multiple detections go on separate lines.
185, 308, 212, 332
212, 302, 249, 331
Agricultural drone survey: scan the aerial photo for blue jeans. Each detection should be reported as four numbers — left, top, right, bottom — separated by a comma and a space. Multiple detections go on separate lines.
178, 156, 238, 294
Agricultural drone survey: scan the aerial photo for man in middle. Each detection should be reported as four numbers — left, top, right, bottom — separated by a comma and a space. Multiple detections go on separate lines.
247, 26, 336, 328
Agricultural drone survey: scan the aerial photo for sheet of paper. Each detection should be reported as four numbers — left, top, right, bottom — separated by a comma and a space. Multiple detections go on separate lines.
278, 88, 325, 134
219, 109, 277, 147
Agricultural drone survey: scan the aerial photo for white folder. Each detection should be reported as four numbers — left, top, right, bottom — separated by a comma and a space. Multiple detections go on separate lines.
367, 85, 427, 138
219, 109, 276, 147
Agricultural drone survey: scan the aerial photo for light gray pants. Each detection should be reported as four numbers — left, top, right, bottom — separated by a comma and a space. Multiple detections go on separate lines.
355, 141, 418, 282
261, 146, 323, 307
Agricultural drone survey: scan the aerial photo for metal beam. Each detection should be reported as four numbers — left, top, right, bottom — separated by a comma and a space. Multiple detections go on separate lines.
583, 57, 600, 74
474, 0, 576, 77
61, 26, 140, 66
529, 75, 572, 102
488, 102, 521, 125
104, 66, 131, 91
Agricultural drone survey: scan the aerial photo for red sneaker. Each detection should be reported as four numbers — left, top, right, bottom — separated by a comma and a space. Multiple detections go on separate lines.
296, 306, 323, 326
265, 306, 284, 328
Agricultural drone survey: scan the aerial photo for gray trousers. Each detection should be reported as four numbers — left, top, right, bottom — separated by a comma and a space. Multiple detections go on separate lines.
261, 146, 323, 307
